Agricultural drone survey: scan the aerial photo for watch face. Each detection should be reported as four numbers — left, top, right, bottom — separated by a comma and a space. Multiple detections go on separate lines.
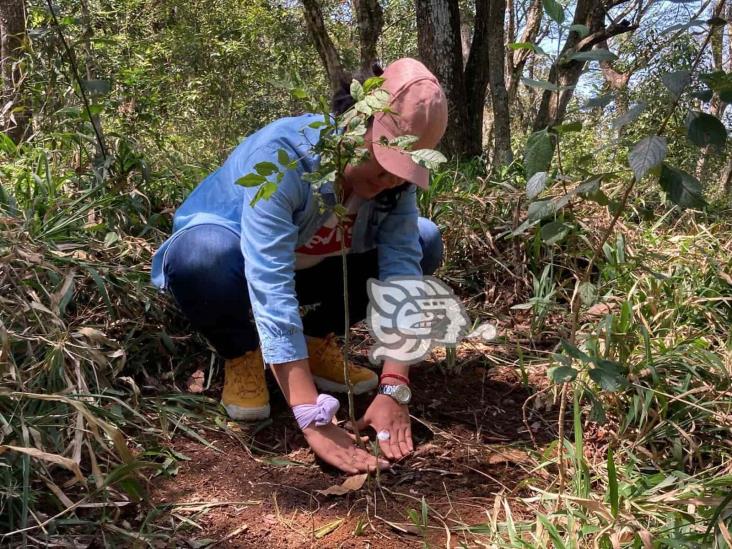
394, 384, 412, 404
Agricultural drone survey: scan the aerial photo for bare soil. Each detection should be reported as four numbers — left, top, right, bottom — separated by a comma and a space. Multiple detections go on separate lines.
148, 335, 557, 548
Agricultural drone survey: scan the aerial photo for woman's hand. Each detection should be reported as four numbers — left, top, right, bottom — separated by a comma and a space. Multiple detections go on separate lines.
303, 422, 390, 474
352, 395, 413, 461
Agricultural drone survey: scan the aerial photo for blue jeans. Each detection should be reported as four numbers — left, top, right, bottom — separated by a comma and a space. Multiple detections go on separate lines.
164, 218, 443, 359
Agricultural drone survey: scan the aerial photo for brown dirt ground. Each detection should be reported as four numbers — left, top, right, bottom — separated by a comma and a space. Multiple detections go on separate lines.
148, 332, 558, 548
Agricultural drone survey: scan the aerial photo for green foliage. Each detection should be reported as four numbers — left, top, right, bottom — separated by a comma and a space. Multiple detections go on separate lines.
235, 78, 446, 207
524, 129, 553, 179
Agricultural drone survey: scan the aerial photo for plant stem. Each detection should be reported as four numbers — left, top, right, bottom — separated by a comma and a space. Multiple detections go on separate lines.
46, 0, 108, 162
338, 219, 364, 449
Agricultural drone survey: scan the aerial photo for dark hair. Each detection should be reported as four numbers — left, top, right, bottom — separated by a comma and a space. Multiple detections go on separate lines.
331, 64, 412, 212
331, 63, 384, 116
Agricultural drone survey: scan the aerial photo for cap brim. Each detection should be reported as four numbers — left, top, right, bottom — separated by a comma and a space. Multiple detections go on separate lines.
371, 118, 430, 189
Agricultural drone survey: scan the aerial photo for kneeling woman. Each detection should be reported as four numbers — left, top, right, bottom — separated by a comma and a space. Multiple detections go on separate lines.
151, 58, 448, 474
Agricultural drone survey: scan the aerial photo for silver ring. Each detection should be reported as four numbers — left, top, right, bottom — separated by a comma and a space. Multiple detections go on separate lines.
377, 430, 391, 441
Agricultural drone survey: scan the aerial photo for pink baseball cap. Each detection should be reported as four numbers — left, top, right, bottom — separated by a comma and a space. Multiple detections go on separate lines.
371, 58, 448, 190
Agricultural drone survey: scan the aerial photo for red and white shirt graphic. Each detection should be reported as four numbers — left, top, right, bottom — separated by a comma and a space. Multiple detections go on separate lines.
295, 194, 363, 270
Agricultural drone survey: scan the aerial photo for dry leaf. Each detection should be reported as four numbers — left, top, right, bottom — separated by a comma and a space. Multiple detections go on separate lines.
486, 448, 531, 465
17, 249, 43, 264
0, 445, 84, 483
586, 302, 614, 316
316, 473, 367, 496
638, 529, 653, 549
186, 369, 206, 393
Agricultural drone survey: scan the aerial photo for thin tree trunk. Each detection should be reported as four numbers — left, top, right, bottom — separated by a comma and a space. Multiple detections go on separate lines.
464, 0, 491, 157
507, 0, 541, 106
302, 0, 346, 92
487, 0, 513, 166
354, 0, 384, 72
416, 0, 473, 156
696, 0, 727, 180
532, 0, 637, 131
79, 0, 107, 162
0, 0, 28, 143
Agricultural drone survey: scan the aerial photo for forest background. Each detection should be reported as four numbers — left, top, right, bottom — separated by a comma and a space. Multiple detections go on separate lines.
1, 0, 732, 546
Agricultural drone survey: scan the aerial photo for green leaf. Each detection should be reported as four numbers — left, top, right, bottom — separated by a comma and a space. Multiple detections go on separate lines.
236, 173, 267, 187
699, 70, 732, 91
542, 0, 565, 24
354, 100, 372, 116
607, 448, 619, 518
584, 93, 614, 109
555, 121, 582, 134
291, 87, 308, 100
104, 231, 119, 247
249, 181, 278, 206
719, 87, 732, 103
363, 76, 385, 93
628, 136, 667, 181
658, 163, 706, 209
409, 149, 447, 170
81, 79, 111, 95
364, 94, 385, 110
277, 149, 291, 166
569, 49, 617, 62
509, 41, 533, 50
560, 340, 592, 363
548, 365, 578, 383
526, 171, 549, 199
707, 16, 727, 26
540, 221, 571, 244
527, 199, 555, 222
577, 177, 610, 205
509, 42, 548, 55
569, 24, 590, 37
521, 77, 560, 91
663, 18, 705, 33
524, 129, 553, 179
347, 116, 368, 135
254, 162, 279, 176
578, 281, 596, 306
692, 88, 714, 102
390, 134, 419, 149
588, 360, 627, 391
350, 80, 365, 102
687, 111, 727, 148
661, 70, 691, 97
611, 102, 646, 130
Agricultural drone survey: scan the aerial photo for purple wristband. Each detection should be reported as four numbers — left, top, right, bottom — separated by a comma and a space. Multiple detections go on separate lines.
292, 394, 340, 430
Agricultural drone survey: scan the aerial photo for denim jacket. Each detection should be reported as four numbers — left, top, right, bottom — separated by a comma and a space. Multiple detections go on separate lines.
151, 113, 422, 365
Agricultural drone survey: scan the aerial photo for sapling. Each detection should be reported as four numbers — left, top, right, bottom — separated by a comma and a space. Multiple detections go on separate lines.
237, 77, 447, 446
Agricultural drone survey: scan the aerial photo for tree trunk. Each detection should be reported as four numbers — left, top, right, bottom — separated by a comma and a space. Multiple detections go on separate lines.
464, 0, 491, 157
486, 0, 512, 165
416, 0, 474, 156
354, 0, 384, 73
301, 0, 346, 92
506, 0, 542, 106
0, 0, 28, 143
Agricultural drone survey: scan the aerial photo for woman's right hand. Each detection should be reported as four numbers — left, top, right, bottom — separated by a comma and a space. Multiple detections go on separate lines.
303, 422, 390, 474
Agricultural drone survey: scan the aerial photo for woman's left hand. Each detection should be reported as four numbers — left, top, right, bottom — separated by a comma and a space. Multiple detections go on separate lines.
351, 394, 413, 461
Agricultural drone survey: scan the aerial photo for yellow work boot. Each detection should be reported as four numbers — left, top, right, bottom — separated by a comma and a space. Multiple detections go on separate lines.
221, 348, 270, 421
307, 334, 378, 394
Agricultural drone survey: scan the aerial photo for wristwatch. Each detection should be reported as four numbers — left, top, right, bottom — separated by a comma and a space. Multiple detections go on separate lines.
378, 384, 412, 405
